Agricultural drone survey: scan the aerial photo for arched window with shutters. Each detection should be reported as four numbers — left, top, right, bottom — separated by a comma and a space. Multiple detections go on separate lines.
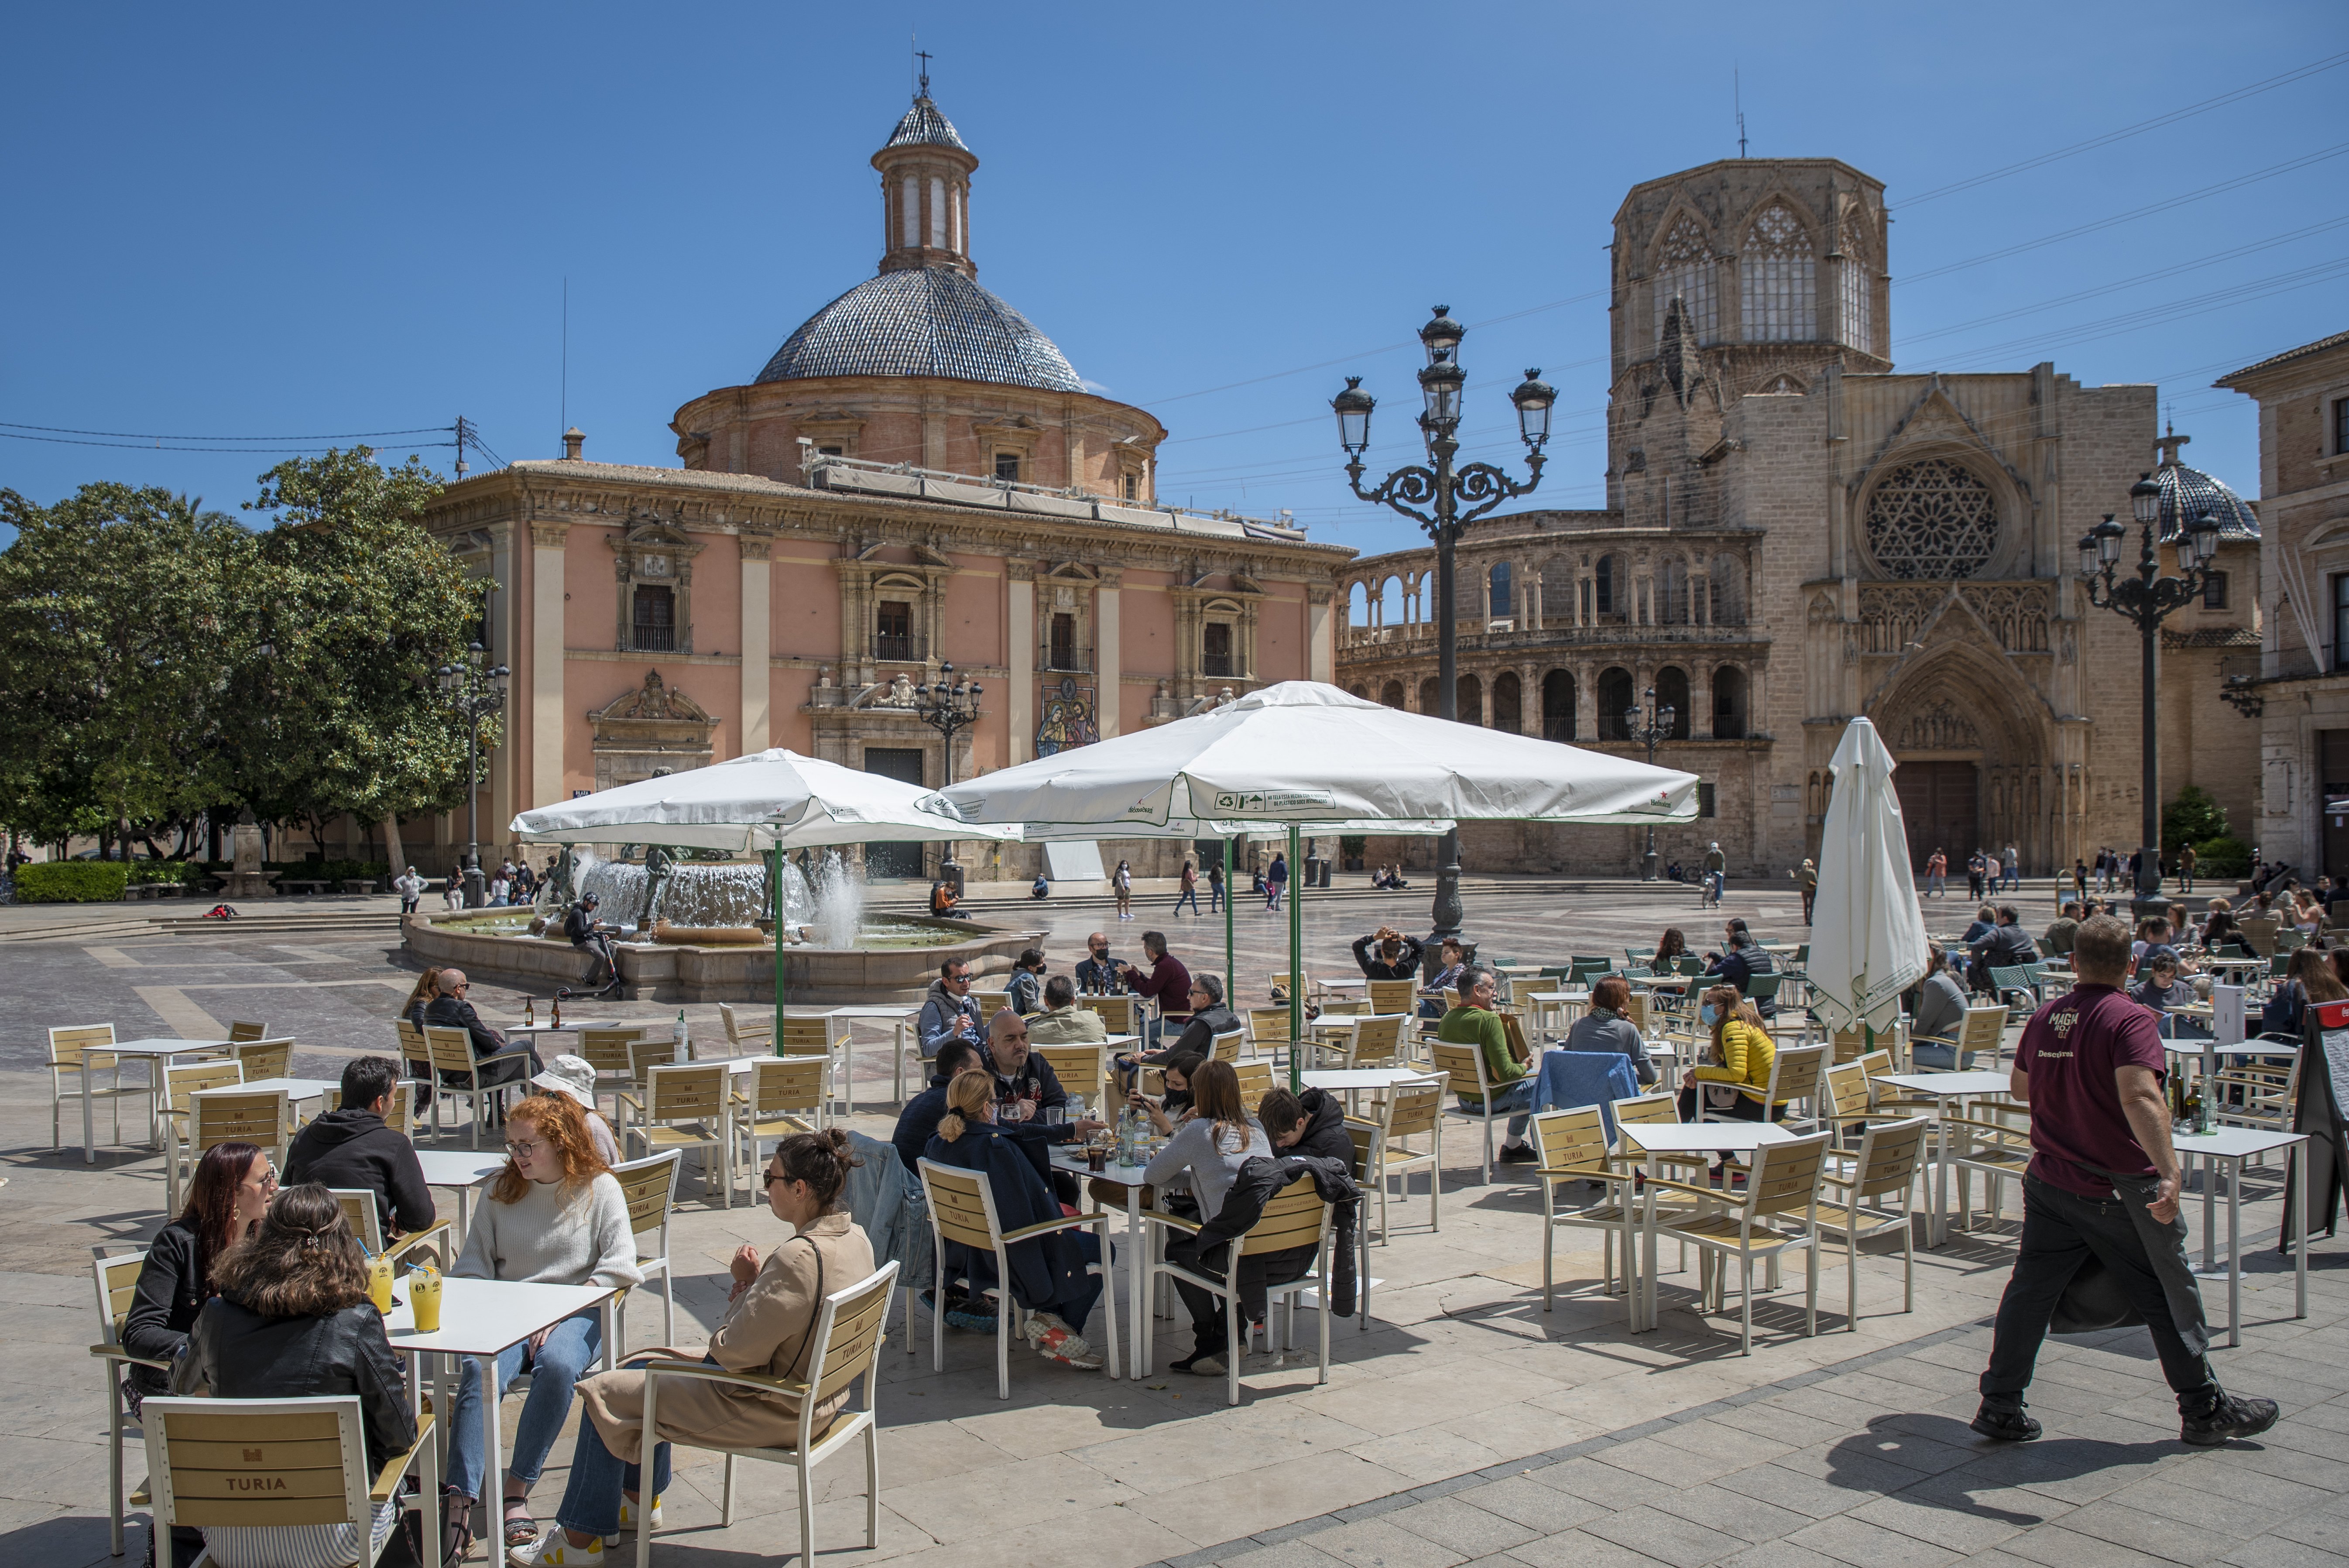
1489, 561, 1512, 620
1741, 204, 1815, 342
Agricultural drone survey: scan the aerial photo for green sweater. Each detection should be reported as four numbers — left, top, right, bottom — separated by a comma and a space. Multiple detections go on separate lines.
1438, 1005, 1526, 1094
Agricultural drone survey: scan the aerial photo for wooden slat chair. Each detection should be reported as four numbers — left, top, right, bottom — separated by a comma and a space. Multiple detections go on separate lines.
633, 1260, 900, 1568
421, 1024, 533, 1148
970, 988, 1013, 1023
1344, 1015, 1412, 1071
227, 1020, 271, 1044
1359, 1074, 1445, 1239
89, 1248, 167, 1556
735, 1056, 830, 1190
778, 1016, 853, 1114
191, 1088, 291, 1170
1030, 1042, 1108, 1118
1649, 1131, 1835, 1354
1341, 1118, 1379, 1331
1367, 978, 1418, 1017
611, 1036, 683, 1144
1080, 994, 1138, 1036
235, 1036, 294, 1083
396, 1018, 432, 1084
162, 1059, 245, 1212
1141, 1173, 1331, 1404
1822, 1061, 1876, 1163
49, 1023, 143, 1152
1812, 1116, 1929, 1325
717, 1002, 775, 1055
916, 1160, 1119, 1398
1430, 1040, 1509, 1184
609, 1151, 685, 1348
1232, 1060, 1275, 1116
1245, 1007, 1297, 1063
1943, 1112, 2035, 1232
629, 1062, 734, 1207
2213, 1050, 2301, 1135
331, 1189, 387, 1254
577, 1025, 648, 1118
142, 1395, 439, 1568
1699, 1043, 1827, 1135
1207, 1027, 1246, 1064
1909, 1005, 2008, 1075
1532, 1106, 1643, 1312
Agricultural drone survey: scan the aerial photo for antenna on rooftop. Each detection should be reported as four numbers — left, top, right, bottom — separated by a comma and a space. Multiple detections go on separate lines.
1735, 67, 1748, 158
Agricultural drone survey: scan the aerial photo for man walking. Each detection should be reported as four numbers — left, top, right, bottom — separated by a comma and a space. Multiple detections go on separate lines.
2179, 842, 2198, 893
1967, 849, 1986, 901
1972, 914, 2277, 1446
1792, 858, 1817, 926
2002, 842, 2021, 892
393, 865, 426, 916
1702, 841, 1727, 909
1926, 848, 1947, 899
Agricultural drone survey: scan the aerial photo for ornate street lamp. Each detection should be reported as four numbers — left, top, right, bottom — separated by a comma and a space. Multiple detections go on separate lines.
1334, 308, 1550, 964
1624, 686, 1677, 882
2078, 473, 2222, 912
434, 642, 509, 908
915, 660, 984, 872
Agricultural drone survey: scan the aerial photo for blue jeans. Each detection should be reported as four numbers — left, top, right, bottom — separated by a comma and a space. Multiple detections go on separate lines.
1173, 888, 1200, 914
1210, 888, 1223, 912
551, 1360, 674, 1541
1460, 1076, 1539, 1138
447, 1308, 603, 1497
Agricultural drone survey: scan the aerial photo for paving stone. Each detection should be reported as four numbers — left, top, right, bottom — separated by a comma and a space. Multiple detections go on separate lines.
1578, 1503, 1752, 1568
1645, 1481, 1814, 1545
1782, 1512, 1965, 1568
2231, 1528, 2349, 1568
1502, 1529, 1673, 1568
1307, 1517, 1469, 1568
1434, 1476, 1611, 1534
1376, 1496, 1539, 1559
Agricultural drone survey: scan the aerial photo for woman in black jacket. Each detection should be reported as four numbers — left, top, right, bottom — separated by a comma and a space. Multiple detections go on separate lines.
175, 1183, 418, 1568
120, 1141, 274, 1414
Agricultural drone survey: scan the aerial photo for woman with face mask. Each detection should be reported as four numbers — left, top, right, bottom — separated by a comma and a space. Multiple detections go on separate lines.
1677, 983, 1787, 1183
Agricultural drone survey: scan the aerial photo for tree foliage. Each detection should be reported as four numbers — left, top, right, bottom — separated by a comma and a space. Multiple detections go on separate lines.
2162, 785, 2230, 854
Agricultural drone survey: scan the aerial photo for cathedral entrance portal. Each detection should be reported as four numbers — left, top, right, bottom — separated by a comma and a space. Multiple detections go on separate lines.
1895, 761, 1978, 875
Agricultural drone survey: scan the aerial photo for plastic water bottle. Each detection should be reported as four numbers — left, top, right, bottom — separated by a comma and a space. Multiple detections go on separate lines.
676, 1008, 689, 1059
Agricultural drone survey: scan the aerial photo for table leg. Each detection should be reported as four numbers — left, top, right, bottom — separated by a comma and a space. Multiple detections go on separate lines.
478, 1352, 501, 1516
2202, 1148, 2219, 1273
83, 1064, 96, 1165
1127, 1186, 1145, 1379
2226, 1155, 2240, 1349
1930, 1112, 1948, 1247
2297, 1138, 2309, 1321
1639, 1152, 1660, 1331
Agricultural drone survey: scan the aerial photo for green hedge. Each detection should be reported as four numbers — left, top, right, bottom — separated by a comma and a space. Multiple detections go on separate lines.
127, 861, 200, 885
2194, 835, 2252, 878
17, 862, 132, 902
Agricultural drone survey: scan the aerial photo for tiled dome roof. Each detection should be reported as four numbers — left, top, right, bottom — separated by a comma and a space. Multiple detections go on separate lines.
884, 96, 968, 152
2157, 460, 2260, 542
755, 266, 1083, 392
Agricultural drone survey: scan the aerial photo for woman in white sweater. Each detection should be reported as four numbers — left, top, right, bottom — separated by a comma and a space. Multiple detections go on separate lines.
446, 1093, 641, 1557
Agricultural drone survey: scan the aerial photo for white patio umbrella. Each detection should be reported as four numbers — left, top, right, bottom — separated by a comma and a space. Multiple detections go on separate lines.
1806, 717, 1931, 1039
943, 682, 1699, 1076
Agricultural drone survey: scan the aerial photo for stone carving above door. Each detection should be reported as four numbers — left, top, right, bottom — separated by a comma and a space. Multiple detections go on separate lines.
1896, 699, 1979, 753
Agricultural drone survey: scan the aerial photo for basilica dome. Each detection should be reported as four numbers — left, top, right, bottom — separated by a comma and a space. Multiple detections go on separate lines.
2154, 449, 2260, 541
754, 266, 1083, 393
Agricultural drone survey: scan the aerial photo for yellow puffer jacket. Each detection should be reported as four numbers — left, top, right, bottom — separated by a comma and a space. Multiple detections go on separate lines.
1690, 1019, 1783, 1105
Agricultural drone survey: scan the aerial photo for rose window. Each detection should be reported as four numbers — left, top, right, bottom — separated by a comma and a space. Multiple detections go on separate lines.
1865, 459, 1998, 579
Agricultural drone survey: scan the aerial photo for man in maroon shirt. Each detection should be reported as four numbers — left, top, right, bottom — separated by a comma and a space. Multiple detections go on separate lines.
1121, 930, 1193, 1048
1974, 914, 2277, 1446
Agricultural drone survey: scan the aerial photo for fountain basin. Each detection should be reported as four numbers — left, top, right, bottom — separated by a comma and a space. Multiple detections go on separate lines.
402, 909, 1043, 1004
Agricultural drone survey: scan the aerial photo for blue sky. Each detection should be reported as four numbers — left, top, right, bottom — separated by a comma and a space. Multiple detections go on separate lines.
3, 1, 2343, 558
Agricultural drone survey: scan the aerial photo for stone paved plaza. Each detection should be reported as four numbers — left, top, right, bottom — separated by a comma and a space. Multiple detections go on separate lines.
1, 876, 2338, 1568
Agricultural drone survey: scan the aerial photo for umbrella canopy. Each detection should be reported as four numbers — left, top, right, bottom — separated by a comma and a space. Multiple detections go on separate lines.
941, 681, 1699, 828
1806, 717, 1931, 1035
510, 748, 1020, 852
1018, 817, 1455, 841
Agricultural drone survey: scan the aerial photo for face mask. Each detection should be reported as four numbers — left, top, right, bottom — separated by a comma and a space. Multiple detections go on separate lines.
1699, 1004, 1720, 1026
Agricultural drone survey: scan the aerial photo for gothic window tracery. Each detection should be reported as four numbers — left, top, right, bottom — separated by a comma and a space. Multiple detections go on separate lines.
1653, 216, 1717, 347
1741, 204, 1815, 343
1838, 219, 1874, 352
1865, 459, 2000, 580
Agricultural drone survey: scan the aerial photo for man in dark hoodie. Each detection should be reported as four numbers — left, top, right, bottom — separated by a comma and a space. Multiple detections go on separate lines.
891, 1038, 985, 1174
283, 1056, 435, 1240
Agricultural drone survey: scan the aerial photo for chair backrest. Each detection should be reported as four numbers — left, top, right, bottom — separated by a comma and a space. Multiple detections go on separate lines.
379, 1079, 418, 1138
1367, 979, 1417, 1017
608, 1151, 683, 1243
1770, 1044, 1828, 1109
145, 1395, 372, 1533
1030, 1043, 1106, 1108
719, 1002, 774, 1050
1429, 1040, 1490, 1098
193, 1089, 288, 1155
48, 1023, 117, 1070
1352, 1015, 1409, 1067
629, 1037, 681, 1080
1079, 995, 1136, 1033
1232, 1059, 1275, 1113
1344, 1119, 1377, 1183
1825, 1061, 1872, 1122
1676, 956, 1706, 976
1623, 990, 1654, 1034
1855, 1049, 1894, 1080
803, 1259, 902, 1416
1441, 987, 1461, 1013
749, 1055, 829, 1119
329, 1188, 383, 1253
1381, 1074, 1445, 1139
918, 1158, 1005, 1252
394, 1019, 428, 1065
1207, 1028, 1245, 1063
645, 1061, 727, 1123
970, 989, 1012, 1021
226, 1021, 270, 1044
1238, 1173, 1329, 1257
1609, 1092, 1678, 1137
93, 1248, 148, 1348
1745, 973, 1787, 1006
1531, 1105, 1606, 1177
1741, 1132, 1833, 1221
1846, 1118, 1930, 1205
423, 1025, 477, 1076
577, 1026, 646, 1074
235, 1038, 292, 1081
778, 1015, 844, 1057
167, 1058, 243, 1114
1958, 1006, 2009, 1061
1245, 1008, 1295, 1050
1829, 1027, 1868, 1065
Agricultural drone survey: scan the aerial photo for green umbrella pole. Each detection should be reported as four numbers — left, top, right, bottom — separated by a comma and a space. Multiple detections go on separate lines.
1222, 835, 1235, 1012
769, 844, 787, 1055
1287, 823, 1303, 1092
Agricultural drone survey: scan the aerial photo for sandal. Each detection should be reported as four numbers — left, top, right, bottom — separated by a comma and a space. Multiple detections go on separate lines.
439, 1489, 476, 1565
503, 1498, 541, 1551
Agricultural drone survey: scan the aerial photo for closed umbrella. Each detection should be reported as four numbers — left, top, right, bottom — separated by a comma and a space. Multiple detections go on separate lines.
1806, 717, 1930, 1039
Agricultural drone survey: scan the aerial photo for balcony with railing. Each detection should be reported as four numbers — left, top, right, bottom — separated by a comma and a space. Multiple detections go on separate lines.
872, 633, 917, 662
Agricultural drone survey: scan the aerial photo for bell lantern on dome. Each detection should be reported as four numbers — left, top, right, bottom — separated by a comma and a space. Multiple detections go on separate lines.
873, 65, 979, 279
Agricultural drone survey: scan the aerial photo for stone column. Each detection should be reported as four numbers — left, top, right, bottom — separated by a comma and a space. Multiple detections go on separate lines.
1691, 665, 1714, 741
1308, 585, 1335, 683
1008, 561, 1036, 762
1527, 570, 1543, 632
486, 522, 517, 858
1096, 568, 1123, 738
529, 524, 568, 809
1575, 661, 1598, 741
738, 534, 771, 755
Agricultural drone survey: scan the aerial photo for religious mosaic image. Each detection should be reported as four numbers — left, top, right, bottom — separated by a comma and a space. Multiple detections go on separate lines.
1036, 676, 1099, 756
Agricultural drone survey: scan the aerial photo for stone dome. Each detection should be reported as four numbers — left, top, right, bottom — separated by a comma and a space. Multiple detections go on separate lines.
754, 265, 1084, 393
2155, 458, 2260, 542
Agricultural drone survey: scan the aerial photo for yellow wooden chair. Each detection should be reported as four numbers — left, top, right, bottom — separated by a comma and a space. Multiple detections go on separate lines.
421, 1024, 532, 1148
161, 1059, 244, 1212
1245, 1007, 1296, 1062
1232, 1059, 1275, 1115
226, 1020, 271, 1044
395, 1018, 432, 1084
717, 1001, 774, 1054
89, 1248, 165, 1557
1349, 1015, 1412, 1070
1813, 1116, 1929, 1326
1207, 1027, 1246, 1064
736, 1056, 830, 1184
609, 1150, 685, 1348
1649, 1132, 1834, 1354
576, 1025, 648, 1117
1367, 978, 1418, 1017
1530, 1105, 1639, 1311
1079, 994, 1138, 1036
234, 1036, 294, 1083
916, 1161, 1119, 1397
1944, 1109, 2035, 1232
1140, 1173, 1331, 1404
1361, 1073, 1445, 1238
632, 1260, 899, 1568
49, 1023, 141, 1153
1030, 1042, 1108, 1117
190, 1087, 291, 1168
1429, 1040, 1507, 1184
778, 1015, 852, 1114
142, 1396, 439, 1568
629, 1061, 734, 1206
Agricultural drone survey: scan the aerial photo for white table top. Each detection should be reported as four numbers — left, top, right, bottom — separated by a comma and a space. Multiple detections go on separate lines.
1049, 1149, 1152, 1186
381, 1277, 617, 1356
1318, 977, 1366, 989
1876, 1071, 2013, 1097
506, 1021, 617, 1035
2174, 1127, 2308, 1159
411, 1151, 505, 1187
1302, 1068, 1430, 1089
1310, 1012, 1413, 1030
105, 1038, 231, 1056
2165, 1040, 2300, 1057
195, 1076, 337, 1100
1524, 989, 1592, 1002
1621, 1123, 1800, 1154
826, 1005, 919, 1020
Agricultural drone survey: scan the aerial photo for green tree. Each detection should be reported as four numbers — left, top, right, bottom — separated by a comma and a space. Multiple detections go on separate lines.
2162, 785, 2229, 854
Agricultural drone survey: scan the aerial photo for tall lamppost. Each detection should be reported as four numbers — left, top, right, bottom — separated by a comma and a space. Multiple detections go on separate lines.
1624, 686, 1676, 882
434, 642, 509, 909
1333, 308, 1553, 962
915, 660, 984, 874
2078, 473, 2221, 913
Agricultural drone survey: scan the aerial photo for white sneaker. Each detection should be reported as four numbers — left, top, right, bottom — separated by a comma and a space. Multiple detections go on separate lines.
511, 1530, 604, 1566
598, 1495, 662, 1548
1029, 1319, 1104, 1368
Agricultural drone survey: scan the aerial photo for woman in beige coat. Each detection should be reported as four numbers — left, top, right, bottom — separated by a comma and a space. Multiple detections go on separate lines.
514, 1129, 876, 1567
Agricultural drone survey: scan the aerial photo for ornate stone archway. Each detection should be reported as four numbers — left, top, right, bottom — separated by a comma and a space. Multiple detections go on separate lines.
1868, 644, 2056, 874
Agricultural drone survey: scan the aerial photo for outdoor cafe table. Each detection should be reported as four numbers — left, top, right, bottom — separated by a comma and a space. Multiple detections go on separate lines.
378, 1277, 619, 1479
1871, 1070, 2016, 1246
82, 1038, 232, 1160
410, 1149, 506, 1241
2171, 1126, 2309, 1346
1049, 1146, 1153, 1379
1620, 1121, 1800, 1331
828, 1005, 921, 1106
1301, 1065, 1429, 1113
1523, 990, 1590, 1039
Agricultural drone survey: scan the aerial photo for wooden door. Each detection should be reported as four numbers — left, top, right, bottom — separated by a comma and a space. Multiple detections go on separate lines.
1894, 760, 1978, 873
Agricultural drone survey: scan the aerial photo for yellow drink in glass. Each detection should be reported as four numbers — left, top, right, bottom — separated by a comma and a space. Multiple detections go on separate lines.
410, 1267, 443, 1333
366, 1253, 395, 1315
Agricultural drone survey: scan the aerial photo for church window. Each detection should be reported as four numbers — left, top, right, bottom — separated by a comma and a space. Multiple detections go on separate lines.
1380, 680, 1405, 710
1741, 204, 1815, 343
1122, 473, 1138, 501
817, 445, 844, 457
2203, 570, 2229, 611
1698, 782, 1718, 817
1596, 667, 1634, 741
1595, 555, 1616, 616
874, 599, 913, 662
900, 178, 919, 248
1048, 612, 1077, 671
632, 585, 675, 653
1203, 621, 1234, 678
1839, 243, 1873, 352
1653, 216, 1717, 347
929, 176, 946, 250
1865, 458, 1999, 580
1489, 561, 1512, 618
994, 452, 1021, 483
